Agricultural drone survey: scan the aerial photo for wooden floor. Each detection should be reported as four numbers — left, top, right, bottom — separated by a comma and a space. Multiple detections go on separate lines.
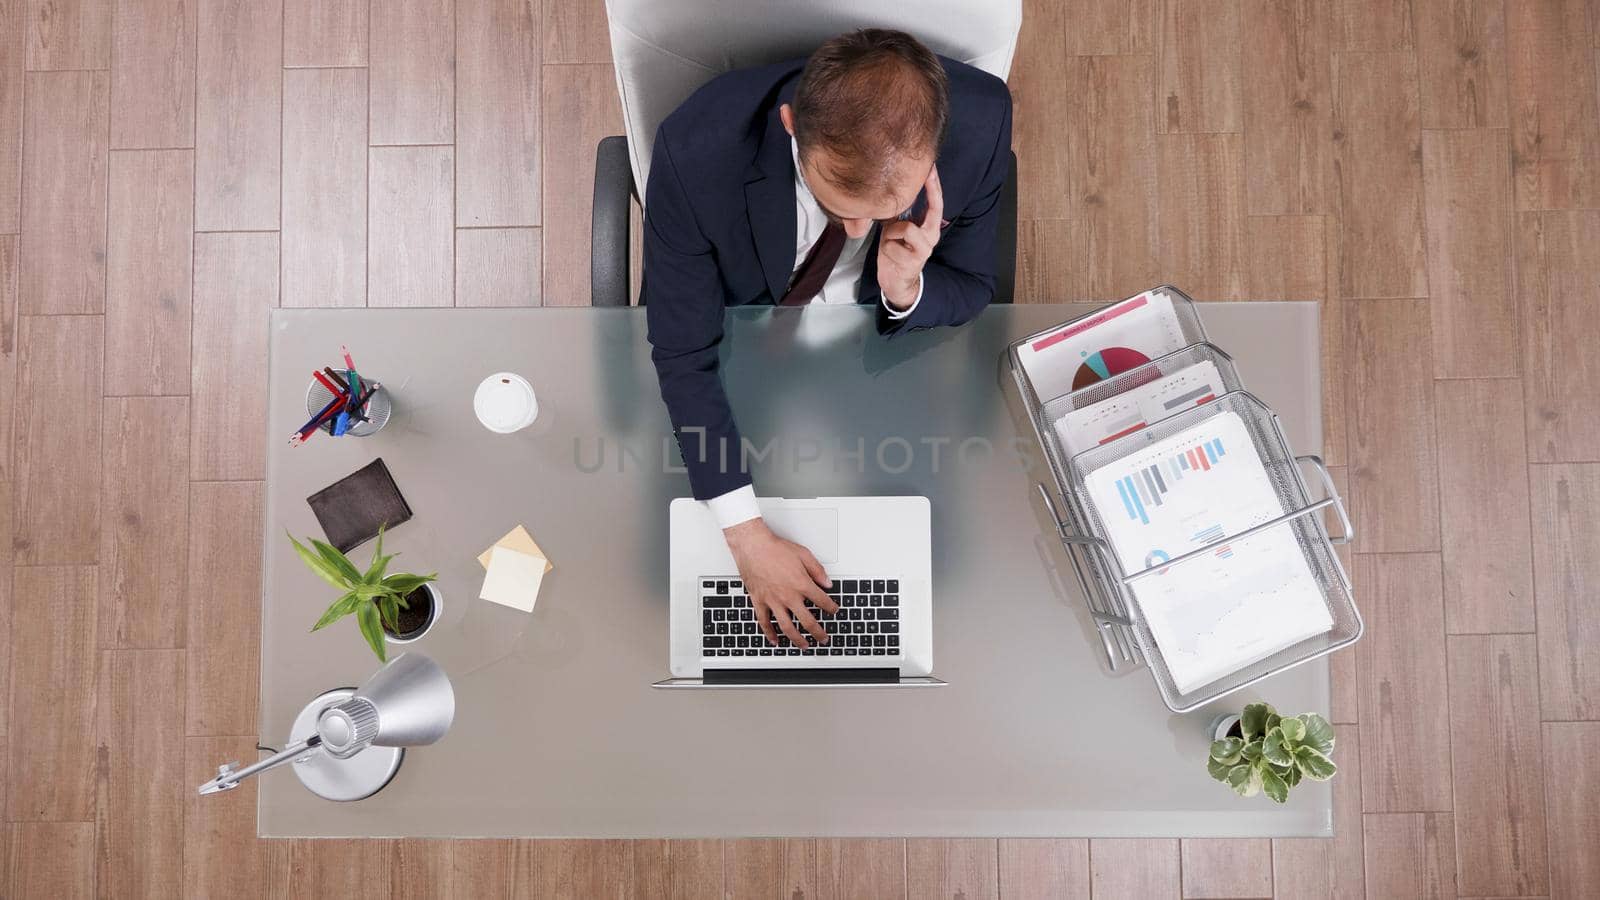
1, 0, 1597, 896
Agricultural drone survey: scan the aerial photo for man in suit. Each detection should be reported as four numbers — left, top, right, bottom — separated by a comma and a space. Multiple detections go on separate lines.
643, 28, 1013, 650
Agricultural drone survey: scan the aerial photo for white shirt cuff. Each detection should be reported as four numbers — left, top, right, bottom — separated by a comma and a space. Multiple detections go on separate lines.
882, 272, 924, 320
705, 484, 761, 530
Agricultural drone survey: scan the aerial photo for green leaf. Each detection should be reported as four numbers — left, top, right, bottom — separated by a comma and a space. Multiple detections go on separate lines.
356, 601, 388, 663
364, 523, 391, 582
1261, 766, 1289, 803
1279, 716, 1307, 745
1241, 740, 1263, 762
1262, 729, 1294, 767
381, 573, 436, 597
1300, 713, 1336, 756
1207, 755, 1233, 782
1285, 764, 1303, 787
311, 592, 363, 631
1295, 746, 1337, 781
377, 596, 400, 633
1228, 763, 1261, 797
1241, 703, 1275, 740
1210, 738, 1245, 764
310, 538, 363, 585
289, 533, 354, 592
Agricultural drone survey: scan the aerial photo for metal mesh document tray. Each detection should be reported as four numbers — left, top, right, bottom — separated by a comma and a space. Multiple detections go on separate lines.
1007, 289, 1360, 712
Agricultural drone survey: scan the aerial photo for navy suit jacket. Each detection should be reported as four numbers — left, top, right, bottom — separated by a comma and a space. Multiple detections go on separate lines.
642, 56, 1013, 500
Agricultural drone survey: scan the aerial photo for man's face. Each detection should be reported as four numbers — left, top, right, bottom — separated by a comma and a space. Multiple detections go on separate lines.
781, 104, 933, 240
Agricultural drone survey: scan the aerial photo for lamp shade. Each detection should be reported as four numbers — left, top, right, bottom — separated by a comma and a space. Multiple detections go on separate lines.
316, 653, 455, 757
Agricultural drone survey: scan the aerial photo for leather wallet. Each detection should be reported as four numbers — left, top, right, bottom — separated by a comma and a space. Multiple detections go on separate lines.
306, 458, 413, 553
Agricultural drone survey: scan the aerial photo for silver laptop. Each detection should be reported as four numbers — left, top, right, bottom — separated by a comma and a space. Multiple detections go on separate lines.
654, 496, 943, 688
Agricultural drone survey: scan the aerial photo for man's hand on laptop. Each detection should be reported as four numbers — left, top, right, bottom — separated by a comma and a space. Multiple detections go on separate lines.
723, 518, 838, 648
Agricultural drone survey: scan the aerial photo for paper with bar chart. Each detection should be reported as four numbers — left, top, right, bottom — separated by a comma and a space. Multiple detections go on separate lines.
1083, 411, 1333, 693
1053, 360, 1227, 457
1016, 290, 1190, 404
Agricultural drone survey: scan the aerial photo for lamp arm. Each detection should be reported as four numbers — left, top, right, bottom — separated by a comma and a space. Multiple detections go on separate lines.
196, 735, 322, 795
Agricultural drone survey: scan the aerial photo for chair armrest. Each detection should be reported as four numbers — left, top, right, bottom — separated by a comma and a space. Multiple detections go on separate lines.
993, 149, 1017, 305
591, 135, 635, 307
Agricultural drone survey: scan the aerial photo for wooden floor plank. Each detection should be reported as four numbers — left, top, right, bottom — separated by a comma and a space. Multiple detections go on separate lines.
1321, 222, 1348, 467
1157, 0, 1242, 134
1517, 210, 1600, 462
370, 0, 454, 146
7, 822, 95, 900
0, 236, 16, 484
1072, 55, 1157, 299
289, 840, 394, 897
1446, 634, 1548, 896
1434, 378, 1536, 633
100, 397, 190, 649
190, 232, 277, 480
369, 145, 454, 307
1088, 839, 1179, 899
519, 839, 637, 899
447, 839, 518, 899
1332, 0, 1414, 50
0, 0, 23, 232
906, 839, 998, 900
456, 227, 542, 307
0, 480, 10, 737
997, 839, 1089, 899
183, 736, 291, 898
194, 0, 280, 231
1544, 722, 1600, 900
106, 149, 193, 396
724, 839, 783, 899
1356, 553, 1454, 813
1415, 0, 1508, 129
390, 839, 450, 899
1243, 0, 1331, 215
1422, 129, 1517, 378
818, 839, 906, 900
95, 649, 185, 900
283, 67, 367, 308
1272, 723, 1365, 900
1332, 51, 1427, 299
457, 0, 540, 227
634, 840, 671, 899
1017, 218, 1088, 302
1327, 468, 1359, 724
1009, 0, 1070, 220
1179, 839, 1272, 898
667, 839, 721, 899
1507, 0, 1600, 210
282, 0, 367, 67
541, 63, 621, 307
25, 0, 110, 69
5, 566, 98, 821
1529, 463, 1600, 720
1347, 299, 1441, 553
1059, 0, 1155, 56
1362, 813, 1456, 899
20, 70, 109, 316
12, 314, 103, 564
110, 0, 196, 148
1155, 132, 1246, 299
1243, 214, 1324, 300
185, 481, 263, 735
543, 0, 608, 63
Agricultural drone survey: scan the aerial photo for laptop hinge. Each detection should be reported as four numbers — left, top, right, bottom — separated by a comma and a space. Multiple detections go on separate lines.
703, 667, 898, 685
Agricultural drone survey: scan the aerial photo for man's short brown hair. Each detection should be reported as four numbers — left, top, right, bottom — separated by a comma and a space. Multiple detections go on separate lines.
792, 29, 950, 199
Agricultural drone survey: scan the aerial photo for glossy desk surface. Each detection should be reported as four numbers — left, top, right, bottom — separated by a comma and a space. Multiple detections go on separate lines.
259, 303, 1331, 837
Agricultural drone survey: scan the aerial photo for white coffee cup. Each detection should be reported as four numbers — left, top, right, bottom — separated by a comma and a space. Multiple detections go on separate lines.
474, 372, 539, 433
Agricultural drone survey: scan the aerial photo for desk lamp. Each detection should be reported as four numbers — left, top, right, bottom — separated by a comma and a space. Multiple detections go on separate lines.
197, 653, 455, 801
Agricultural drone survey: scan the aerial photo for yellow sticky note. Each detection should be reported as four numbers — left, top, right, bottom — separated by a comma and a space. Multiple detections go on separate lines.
478, 546, 548, 613
477, 524, 554, 573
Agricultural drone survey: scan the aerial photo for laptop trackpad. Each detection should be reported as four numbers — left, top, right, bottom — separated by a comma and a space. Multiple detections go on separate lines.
764, 508, 839, 565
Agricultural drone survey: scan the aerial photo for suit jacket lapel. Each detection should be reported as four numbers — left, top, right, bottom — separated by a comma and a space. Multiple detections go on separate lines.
744, 85, 798, 304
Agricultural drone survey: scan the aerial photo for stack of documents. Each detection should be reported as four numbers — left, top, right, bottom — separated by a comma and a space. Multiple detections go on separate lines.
478, 525, 553, 612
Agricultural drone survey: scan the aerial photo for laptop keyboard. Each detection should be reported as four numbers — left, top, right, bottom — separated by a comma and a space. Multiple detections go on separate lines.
701, 577, 900, 658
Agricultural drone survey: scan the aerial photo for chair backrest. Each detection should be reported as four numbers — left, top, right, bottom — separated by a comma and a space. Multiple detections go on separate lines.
604, 0, 1023, 198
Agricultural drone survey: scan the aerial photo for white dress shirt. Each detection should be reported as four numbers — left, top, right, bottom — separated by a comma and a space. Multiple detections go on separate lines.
705, 139, 923, 529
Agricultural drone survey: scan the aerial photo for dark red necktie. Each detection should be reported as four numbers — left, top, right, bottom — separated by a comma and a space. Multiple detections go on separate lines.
779, 222, 846, 306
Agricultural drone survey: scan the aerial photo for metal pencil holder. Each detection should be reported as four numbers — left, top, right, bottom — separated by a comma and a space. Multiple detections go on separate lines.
305, 369, 391, 437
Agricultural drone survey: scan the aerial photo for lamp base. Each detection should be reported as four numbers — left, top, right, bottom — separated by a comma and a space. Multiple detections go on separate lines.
289, 688, 403, 802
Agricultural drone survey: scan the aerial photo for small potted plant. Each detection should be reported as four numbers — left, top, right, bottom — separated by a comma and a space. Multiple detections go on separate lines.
1207, 702, 1337, 803
289, 528, 439, 662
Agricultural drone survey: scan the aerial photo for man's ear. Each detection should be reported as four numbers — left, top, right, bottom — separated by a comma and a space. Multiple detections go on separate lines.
779, 103, 795, 136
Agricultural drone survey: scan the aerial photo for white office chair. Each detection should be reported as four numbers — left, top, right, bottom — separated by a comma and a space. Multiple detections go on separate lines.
591, 0, 1025, 307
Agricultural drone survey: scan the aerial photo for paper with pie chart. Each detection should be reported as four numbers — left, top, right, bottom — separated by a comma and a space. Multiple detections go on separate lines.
1016, 290, 1191, 405
1082, 411, 1333, 693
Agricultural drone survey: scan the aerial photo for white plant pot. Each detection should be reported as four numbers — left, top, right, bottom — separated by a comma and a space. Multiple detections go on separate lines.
385, 582, 441, 645
1210, 713, 1242, 741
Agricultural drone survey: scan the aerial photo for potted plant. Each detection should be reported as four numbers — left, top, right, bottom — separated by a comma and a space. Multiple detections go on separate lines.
1206, 702, 1337, 803
289, 528, 439, 662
